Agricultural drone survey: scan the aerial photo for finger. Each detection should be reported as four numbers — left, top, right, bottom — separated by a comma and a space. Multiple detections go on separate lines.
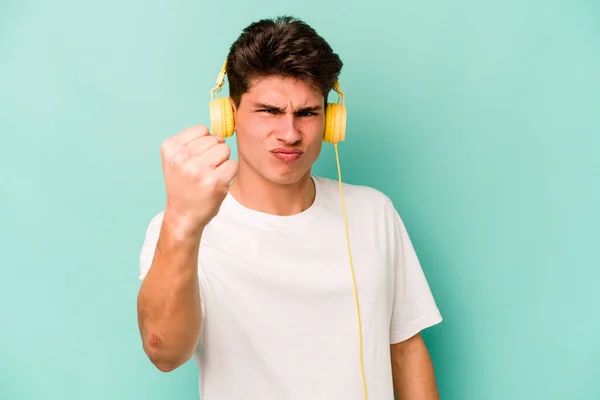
184, 136, 228, 158
173, 125, 210, 146
184, 133, 223, 151
199, 143, 231, 169
214, 159, 239, 183
184, 142, 230, 170
171, 137, 218, 165
179, 136, 223, 159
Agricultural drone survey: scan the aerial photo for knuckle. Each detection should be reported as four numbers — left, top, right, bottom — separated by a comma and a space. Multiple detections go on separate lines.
197, 125, 210, 136
182, 125, 203, 135
172, 149, 188, 166
202, 174, 220, 190
184, 162, 201, 177
204, 135, 220, 147
184, 125, 208, 139
160, 138, 173, 155
207, 144, 230, 168
219, 143, 231, 157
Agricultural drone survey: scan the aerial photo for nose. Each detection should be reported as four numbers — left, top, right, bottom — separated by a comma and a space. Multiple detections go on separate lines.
275, 112, 302, 144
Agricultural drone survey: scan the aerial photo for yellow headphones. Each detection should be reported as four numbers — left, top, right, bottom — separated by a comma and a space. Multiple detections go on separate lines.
209, 60, 347, 144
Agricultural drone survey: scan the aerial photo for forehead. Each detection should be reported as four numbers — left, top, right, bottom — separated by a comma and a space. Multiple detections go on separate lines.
241, 76, 324, 106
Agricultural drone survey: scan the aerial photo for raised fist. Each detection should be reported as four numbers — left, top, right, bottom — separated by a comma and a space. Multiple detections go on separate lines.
160, 125, 238, 236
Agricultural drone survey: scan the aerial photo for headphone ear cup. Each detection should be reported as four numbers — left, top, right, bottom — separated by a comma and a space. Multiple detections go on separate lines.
323, 103, 347, 144
209, 98, 235, 138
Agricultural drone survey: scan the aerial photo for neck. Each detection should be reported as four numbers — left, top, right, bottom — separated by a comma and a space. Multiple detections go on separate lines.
229, 164, 315, 216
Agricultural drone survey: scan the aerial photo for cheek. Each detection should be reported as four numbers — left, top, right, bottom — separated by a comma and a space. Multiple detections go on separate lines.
308, 123, 325, 146
304, 121, 325, 154
299, 117, 325, 137
237, 113, 274, 137
235, 114, 265, 143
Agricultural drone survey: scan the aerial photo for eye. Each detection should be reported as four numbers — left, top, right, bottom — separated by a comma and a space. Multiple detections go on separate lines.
297, 111, 317, 117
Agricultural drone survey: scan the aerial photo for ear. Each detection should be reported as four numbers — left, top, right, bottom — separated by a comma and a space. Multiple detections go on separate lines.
228, 97, 237, 115
228, 97, 237, 135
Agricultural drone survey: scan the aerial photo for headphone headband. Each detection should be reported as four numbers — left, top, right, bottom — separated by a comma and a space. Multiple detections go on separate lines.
211, 59, 343, 104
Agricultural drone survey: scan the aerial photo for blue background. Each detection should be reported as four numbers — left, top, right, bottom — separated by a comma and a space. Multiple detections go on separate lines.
1, 0, 599, 399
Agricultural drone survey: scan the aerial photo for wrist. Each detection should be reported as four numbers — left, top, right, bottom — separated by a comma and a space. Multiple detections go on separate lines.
162, 209, 205, 242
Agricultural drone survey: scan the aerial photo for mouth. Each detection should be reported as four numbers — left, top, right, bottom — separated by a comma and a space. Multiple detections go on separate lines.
270, 147, 303, 162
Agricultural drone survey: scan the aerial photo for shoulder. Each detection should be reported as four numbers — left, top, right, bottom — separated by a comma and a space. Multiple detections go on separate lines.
314, 175, 396, 214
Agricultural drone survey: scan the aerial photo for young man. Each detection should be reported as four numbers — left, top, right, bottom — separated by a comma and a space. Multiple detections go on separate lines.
137, 16, 443, 400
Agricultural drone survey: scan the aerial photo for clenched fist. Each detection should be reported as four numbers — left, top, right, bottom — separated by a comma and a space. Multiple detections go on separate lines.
160, 125, 238, 236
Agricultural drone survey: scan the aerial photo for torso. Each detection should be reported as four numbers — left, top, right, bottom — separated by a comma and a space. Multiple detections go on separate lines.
192, 176, 398, 400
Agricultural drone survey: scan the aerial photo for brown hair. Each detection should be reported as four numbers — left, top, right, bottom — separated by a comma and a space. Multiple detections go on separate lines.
225, 16, 343, 107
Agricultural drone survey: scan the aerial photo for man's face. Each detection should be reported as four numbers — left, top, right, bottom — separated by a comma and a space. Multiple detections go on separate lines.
230, 76, 325, 185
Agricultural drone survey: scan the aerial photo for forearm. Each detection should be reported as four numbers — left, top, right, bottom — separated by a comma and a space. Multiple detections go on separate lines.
137, 214, 203, 372
391, 333, 439, 400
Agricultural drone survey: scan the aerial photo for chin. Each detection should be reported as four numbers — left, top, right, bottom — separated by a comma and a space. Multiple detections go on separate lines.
263, 171, 308, 185
261, 163, 312, 186
238, 151, 316, 186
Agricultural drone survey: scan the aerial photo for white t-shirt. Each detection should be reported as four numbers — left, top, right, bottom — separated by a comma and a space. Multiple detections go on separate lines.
139, 175, 442, 400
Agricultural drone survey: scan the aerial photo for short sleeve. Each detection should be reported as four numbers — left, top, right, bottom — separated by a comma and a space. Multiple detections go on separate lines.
138, 212, 165, 280
389, 206, 442, 344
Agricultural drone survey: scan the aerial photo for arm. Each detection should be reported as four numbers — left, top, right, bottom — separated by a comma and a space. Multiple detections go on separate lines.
391, 333, 439, 400
136, 125, 238, 372
387, 199, 443, 398
136, 214, 203, 372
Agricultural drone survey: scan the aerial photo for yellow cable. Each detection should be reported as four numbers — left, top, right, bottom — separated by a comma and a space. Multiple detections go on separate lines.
334, 143, 368, 400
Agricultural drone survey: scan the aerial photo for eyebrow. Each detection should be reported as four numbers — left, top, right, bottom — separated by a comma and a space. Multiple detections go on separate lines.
252, 102, 322, 113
